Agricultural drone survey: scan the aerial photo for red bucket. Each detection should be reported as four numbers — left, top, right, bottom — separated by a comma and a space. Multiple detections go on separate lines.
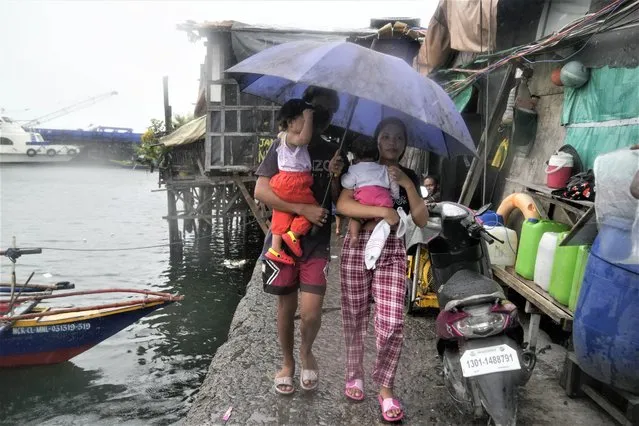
545, 152, 573, 189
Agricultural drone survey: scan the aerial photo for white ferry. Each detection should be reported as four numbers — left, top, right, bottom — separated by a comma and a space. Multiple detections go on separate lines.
0, 116, 79, 163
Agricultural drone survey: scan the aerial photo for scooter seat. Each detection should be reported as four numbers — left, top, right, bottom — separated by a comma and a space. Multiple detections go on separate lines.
437, 269, 505, 311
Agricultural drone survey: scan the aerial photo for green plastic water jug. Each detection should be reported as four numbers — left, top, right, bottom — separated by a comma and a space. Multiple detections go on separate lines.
568, 246, 590, 312
515, 219, 569, 280
549, 232, 581, 305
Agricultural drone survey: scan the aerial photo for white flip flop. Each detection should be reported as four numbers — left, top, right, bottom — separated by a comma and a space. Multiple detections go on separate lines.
274, 376, 295, 395
300, 369, 319, 391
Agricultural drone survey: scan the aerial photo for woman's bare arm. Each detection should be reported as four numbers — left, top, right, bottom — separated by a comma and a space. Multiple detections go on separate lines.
404, 183, 429, 228
254, 176, 327, 225
336, 189, 399, 224
387, 166, 428, 228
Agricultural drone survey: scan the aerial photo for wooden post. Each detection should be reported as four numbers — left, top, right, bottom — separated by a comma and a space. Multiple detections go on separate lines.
223, 215, 231, 257
166, 188, 182, 259
163, 76, 173, 134
183, 189, 196, 234
241, 211, 249, 259
199, 186, 213, 236
458, 64, 516, 206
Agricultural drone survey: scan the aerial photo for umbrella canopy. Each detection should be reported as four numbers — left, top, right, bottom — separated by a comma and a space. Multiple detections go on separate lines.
226, 40, 476, 158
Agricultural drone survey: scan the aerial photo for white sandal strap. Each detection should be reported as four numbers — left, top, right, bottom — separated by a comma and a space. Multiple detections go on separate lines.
301, 369, 318, 381
274, 376, 293, 386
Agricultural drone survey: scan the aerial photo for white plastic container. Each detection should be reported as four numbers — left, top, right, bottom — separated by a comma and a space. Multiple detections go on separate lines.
534, 232, 561, 291
485, 226, 518, 266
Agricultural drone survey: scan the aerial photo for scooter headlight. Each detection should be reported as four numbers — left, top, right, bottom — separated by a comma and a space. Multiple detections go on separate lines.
452, 310, 507, 338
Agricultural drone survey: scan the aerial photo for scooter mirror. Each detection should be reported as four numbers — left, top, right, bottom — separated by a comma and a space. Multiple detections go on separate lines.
474, 203, 493, 217
420, 186, 429, 198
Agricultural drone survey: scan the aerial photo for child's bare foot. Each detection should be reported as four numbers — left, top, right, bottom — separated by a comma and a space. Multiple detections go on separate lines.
274, 363, 295, 395
349, 236, 359, 248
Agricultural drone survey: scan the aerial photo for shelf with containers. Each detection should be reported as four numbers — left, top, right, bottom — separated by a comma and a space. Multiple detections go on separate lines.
491, 179, 593, 351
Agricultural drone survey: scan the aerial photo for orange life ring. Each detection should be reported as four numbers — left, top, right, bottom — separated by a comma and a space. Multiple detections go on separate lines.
496, 193, 540, 224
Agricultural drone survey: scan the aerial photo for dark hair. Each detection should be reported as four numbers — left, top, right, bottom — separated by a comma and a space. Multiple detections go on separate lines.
302, 86, 340, 113
424, 175, 439, 186
277, 98, 312, 130
373, 117, 408, 161
350, 135, 378, 161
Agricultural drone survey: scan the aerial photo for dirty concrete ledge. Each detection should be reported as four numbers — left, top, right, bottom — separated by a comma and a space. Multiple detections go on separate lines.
185, 238, 614, 425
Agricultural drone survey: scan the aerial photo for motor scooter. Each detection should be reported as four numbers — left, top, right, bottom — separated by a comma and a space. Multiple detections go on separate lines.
403, 196, 536, 425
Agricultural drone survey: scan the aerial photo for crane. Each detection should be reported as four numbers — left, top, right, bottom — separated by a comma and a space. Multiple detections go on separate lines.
23, 91, 118, 128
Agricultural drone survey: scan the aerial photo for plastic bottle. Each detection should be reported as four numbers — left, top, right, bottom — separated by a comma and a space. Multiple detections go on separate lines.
515, 219, 570, 280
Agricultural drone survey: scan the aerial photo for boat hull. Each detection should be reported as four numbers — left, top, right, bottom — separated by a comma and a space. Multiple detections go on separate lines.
0, 302, 169, 367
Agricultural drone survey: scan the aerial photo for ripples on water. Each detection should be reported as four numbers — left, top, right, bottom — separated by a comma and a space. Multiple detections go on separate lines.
0, 164, 262, 425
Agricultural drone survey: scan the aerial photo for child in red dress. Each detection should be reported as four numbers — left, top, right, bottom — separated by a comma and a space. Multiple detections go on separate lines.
266, 99, 319, 265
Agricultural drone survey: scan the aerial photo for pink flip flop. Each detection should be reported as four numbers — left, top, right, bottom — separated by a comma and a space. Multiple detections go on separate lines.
378, 395, 404, 422
344, 379, 365, 401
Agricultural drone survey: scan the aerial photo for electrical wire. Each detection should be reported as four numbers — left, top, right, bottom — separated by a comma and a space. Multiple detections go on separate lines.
521, 0, 636, 64
445, 0, 630, 97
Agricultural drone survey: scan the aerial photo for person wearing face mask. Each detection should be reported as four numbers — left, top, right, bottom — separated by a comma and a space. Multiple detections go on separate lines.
254, 86, 347, 395
336, 117, 428, 422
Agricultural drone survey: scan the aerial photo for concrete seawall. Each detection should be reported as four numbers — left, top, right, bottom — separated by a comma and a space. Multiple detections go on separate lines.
185, 237, 613, 425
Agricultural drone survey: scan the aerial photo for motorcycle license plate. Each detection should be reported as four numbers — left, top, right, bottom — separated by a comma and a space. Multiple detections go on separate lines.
460, 344, 521, 378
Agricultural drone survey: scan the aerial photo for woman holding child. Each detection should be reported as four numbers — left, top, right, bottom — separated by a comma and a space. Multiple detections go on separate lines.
337, 117, 428, 422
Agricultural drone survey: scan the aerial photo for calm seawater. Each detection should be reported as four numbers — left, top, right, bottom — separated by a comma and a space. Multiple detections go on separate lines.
0, 164, 262, 425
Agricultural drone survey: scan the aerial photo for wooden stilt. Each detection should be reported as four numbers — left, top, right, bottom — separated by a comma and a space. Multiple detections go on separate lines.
223, 216, 231, 257
198, 186, 213, 236
241, 211, 249, 259
166, 188, 182, 259
183, 189, 196, 234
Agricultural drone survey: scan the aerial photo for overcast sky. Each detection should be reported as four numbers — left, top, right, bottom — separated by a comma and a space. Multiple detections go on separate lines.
1, 0, 438, 132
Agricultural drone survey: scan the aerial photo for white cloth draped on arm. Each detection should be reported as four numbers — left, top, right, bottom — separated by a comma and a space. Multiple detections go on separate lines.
364, 208, 408, 270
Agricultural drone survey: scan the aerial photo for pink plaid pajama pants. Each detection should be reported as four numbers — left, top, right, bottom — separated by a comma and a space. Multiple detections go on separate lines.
340, 229, 407, 389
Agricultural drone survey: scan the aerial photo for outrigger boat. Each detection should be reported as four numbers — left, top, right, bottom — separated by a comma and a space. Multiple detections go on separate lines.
0, 245, 183, 368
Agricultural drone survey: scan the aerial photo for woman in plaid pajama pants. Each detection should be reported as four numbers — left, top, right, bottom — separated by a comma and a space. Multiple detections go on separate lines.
336, 118, 428, 422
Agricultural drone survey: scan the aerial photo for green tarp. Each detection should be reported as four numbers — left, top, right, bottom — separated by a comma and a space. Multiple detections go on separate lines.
562, 66, 639, 169
452, 83, 473, 112
565, 125, 639, 171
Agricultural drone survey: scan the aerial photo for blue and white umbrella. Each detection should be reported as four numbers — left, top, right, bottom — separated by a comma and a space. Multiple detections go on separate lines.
226, 40, 476, 158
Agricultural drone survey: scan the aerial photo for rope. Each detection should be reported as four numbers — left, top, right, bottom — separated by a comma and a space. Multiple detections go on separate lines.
11, 216, 263, 253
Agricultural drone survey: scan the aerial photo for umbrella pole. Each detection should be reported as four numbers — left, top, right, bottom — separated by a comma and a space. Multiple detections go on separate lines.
335, 96, 359, 154
311, 97, 359, 236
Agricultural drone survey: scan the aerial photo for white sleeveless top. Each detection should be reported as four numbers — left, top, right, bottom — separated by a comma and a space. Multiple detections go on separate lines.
276, 132, 312, 172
